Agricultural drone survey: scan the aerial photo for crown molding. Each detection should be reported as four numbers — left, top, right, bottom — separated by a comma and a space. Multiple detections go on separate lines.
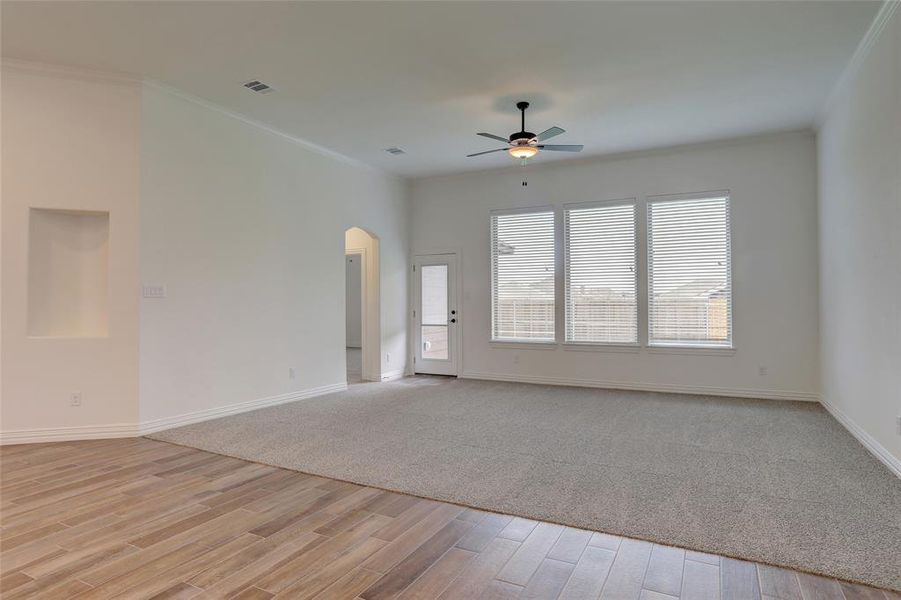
3, 57, 395, 179
1, 58, 140, 86
816, 0, 899, 128
142, 79, 392, 177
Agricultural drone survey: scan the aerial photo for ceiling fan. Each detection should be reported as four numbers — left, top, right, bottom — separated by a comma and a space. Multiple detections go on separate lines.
467, 101, 583, 161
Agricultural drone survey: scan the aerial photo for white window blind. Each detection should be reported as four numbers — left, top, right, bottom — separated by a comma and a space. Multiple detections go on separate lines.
648, 195, 732, 347
491, 210, 555, 341
564, 201, 637, 344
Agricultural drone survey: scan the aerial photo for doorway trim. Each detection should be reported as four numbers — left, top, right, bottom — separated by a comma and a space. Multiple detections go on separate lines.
345, 225, 381, 383
411, 250, 462, 376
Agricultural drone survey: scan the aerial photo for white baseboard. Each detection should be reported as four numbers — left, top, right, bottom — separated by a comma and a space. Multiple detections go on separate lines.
380, 369, 406, 382
460, 370, 820, 402
0, 423, 143, 445
138, 382, 348, 436
819, 397, 901, 479
0, 382, 347, 445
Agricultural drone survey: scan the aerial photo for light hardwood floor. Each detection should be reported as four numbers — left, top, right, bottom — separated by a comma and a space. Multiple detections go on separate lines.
0, 438, 896, 600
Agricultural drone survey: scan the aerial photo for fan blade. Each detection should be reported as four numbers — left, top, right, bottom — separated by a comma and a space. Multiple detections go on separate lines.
467, 148, 508, 157
538, 144, 583, 152
536, 126, 565, 141
477, 132, 510, 143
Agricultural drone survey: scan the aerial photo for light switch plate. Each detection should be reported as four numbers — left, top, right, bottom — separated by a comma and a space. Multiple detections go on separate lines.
142, 284, 167, 298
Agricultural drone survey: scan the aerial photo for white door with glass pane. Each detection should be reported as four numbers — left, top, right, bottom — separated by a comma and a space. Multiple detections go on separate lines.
413, 254, 458, 375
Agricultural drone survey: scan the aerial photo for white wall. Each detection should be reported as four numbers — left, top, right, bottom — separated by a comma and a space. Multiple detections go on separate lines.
345, 254, 362, 347
817, 4, 900, 467
409, 132, 820, 400
139, 84, 409, 424
1, 65, 141, 438
0, 64, 409, 440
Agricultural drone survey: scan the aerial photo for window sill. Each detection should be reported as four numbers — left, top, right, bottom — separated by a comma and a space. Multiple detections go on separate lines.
489, 340, 558, 350
563, 343, 640, 353
647, 345, 735, 356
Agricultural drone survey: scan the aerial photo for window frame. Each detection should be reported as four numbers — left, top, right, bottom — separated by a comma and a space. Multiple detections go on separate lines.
562, 197, 640, 349
646, 190, 734, 350
489, 205, 558, 345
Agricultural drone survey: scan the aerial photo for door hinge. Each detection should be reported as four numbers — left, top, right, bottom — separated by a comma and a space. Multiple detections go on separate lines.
413, 356, 416, 364
412, 264, 416, 272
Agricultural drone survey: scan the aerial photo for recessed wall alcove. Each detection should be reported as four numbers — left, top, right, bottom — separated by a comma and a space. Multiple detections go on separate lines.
27, 208, 110, 338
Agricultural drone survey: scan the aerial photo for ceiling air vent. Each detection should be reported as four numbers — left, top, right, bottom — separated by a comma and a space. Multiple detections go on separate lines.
243, 80, 275, 94
385, 147, 406, 155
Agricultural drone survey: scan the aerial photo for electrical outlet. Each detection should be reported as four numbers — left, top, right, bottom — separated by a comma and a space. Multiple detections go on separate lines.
70, 392, 82, 407
288, 368, 296, 380
758, 366, 768, 377
513, 354, 520, 365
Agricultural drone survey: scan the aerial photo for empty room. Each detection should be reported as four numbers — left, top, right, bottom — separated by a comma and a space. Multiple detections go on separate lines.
1, 1, 899, 599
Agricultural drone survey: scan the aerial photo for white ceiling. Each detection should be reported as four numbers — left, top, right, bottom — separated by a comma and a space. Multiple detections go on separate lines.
2, 1, 879, 178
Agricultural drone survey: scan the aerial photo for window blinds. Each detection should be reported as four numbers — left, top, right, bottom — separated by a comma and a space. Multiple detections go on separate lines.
648, 195, 732, 347
490, 210, 555, 341
564, 202, 637, 344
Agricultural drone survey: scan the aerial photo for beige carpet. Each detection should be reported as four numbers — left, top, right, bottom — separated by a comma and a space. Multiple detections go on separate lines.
150, 376, 901, 591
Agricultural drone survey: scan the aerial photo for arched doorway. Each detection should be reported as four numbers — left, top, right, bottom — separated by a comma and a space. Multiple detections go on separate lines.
345, 227, 380, 383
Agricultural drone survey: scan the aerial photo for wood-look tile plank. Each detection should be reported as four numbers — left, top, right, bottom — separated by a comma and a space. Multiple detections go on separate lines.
191, 532, 326, 598
365, 493, 420, 518
438, 537, 521, 599
681, 558, 721, 600
231, 587, 275, 600
721, 558, 761, 600
520, 557, 574, 600
313, 567, 384, 600
253, 515, 389, 594
599, 538, 653, 600
147, 581, 203, 599
839, 582, 891, 600
459, 508, 487, 523
796, 572, 846, 600
558, 545, 616, 600
363, 504, 464, 574
372, 499, 443, 542
497, 518, 539, 543
397, 547, 476, 600
546, 527, 592, 564
642, 544, 684, 597
2, 439, 897, 600
456, 513, 515, 553
639, 590, 678, 600
588, 531, 623, 552
274, 537, 387, 599
685, 550, 721, 565
758, 564, 802, 599
479, 580, 524, 599
496, 522, 564, 586
360, 519, 474, 599
0, 570, 34, 594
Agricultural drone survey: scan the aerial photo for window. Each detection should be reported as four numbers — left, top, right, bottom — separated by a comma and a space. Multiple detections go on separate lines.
564, 201, 637, 344
648, 194, 732, 347
490, 209, 555, 341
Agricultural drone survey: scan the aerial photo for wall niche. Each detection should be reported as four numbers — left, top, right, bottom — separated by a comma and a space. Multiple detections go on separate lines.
28, 208, 110, 338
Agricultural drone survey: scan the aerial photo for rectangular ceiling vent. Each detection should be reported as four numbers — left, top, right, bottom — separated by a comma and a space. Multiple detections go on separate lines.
385, 147, 406, 155
243, 80, 275, 94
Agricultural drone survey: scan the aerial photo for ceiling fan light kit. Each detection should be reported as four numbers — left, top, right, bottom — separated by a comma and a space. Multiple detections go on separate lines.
467, 101, 584, 162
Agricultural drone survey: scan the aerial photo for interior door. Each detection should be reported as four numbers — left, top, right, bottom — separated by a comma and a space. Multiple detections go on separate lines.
413, 254, 458, 375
